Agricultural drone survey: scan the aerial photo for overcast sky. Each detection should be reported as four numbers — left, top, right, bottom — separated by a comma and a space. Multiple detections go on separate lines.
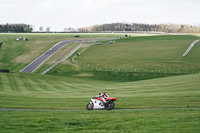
0, 0, 200, 31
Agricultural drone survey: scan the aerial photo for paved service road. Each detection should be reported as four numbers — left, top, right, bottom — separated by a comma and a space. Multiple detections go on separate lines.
20, 40, 77, 73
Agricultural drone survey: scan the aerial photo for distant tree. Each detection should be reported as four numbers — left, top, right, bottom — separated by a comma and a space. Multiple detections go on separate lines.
39, 26, 43, 32
46, 27, 51, 32
0, 25, 2, 32
24, 26, 32, 33
0, 23, 32, 33
178, 25, 185, 33
63, 28, 68, 32
80, 23, 200, 33
64, 27, 75, 32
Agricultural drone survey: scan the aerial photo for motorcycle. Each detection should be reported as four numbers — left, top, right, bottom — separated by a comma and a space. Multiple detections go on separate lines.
86, 95, 117, 110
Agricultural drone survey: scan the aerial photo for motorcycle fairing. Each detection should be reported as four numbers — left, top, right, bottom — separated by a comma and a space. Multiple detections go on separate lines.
106, 97, 117, 101
91, 98, 104, 109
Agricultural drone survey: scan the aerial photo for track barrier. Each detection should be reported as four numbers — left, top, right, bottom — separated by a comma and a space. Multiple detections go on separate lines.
0, 69, 10, 73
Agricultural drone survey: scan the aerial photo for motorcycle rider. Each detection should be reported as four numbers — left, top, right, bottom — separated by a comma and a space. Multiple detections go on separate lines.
99, 91, 108, 104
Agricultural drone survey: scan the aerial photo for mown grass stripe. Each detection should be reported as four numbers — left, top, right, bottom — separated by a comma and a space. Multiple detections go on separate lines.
8, 76, 20, 91
34, 79, 53, 92
54, 81, 76, 93
59, 82, 82, 90
14, 77, 28, 92
71, 82, 112, 92
25, 78, 44, 92
78, 83, 107, 90
0, 74, 12, 92
39, 80, 58, 93
0, 75, 3, 91
58, 82, 82, 93
22, 77, 36, 92
50, 81, 67, 91
70, 83, 96, 92
47, 81, 67, 92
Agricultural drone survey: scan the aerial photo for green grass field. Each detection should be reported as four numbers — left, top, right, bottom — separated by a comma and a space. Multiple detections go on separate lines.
0, 72, 200, 132
47, 35, 200, 82
1, 109, 199, 133
0, 33, 200, 132
75, 35, 200, 71
0, 33, 128, 72
0, 72, 200, 109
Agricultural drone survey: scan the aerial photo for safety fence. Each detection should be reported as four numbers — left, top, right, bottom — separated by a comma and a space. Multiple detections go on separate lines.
85, 37, 121, 43
72, 38, 200, 74
72, 60, 200, 74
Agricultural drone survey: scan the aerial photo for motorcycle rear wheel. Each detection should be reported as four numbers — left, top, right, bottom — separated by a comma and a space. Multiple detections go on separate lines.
105, 101, 115, 110
86, 103, 93, 110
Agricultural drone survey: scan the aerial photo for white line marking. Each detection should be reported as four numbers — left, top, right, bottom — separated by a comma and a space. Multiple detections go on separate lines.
182, 39, 200, 56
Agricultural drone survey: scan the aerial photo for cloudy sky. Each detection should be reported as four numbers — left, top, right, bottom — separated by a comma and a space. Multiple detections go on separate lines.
0, 0, 199, 31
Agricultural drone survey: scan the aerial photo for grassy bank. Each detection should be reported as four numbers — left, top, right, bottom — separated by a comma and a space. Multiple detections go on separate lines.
0, 72, 199, 110
75, 35, 200, 71
0, 72, 199, 132
0, 33, 129, 72
47, 35, 200, 81
0, 109, 199, 133
0, 33, 200, 132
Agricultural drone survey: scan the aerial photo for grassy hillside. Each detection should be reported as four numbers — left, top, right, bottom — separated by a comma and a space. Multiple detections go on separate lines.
0, 34, 200, 132
0, 72, 200, 132
47, 35, 200, 81
0, 33, 128, 72
75, 35, 200, 71
0, 33, 71, 72
0, 72, 199, 110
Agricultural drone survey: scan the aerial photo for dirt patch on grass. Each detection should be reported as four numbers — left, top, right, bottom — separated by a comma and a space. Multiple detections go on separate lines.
14, 40, 54, 63
81, 43, 91, 48
62, 60, 80, 70
72, 73, 94, 77
15, 55, 34, 63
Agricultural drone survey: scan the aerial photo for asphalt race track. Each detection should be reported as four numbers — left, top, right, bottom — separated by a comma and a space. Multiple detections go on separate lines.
20, 40, 77, 73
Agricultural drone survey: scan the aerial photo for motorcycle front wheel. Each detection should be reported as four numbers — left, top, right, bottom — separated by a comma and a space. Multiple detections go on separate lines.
86, 102, 93, 110
105, 101, 115, 110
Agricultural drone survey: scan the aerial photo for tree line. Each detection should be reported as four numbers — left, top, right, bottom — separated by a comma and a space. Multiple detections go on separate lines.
78, 23, 200, 33
0, 23, 33, 33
